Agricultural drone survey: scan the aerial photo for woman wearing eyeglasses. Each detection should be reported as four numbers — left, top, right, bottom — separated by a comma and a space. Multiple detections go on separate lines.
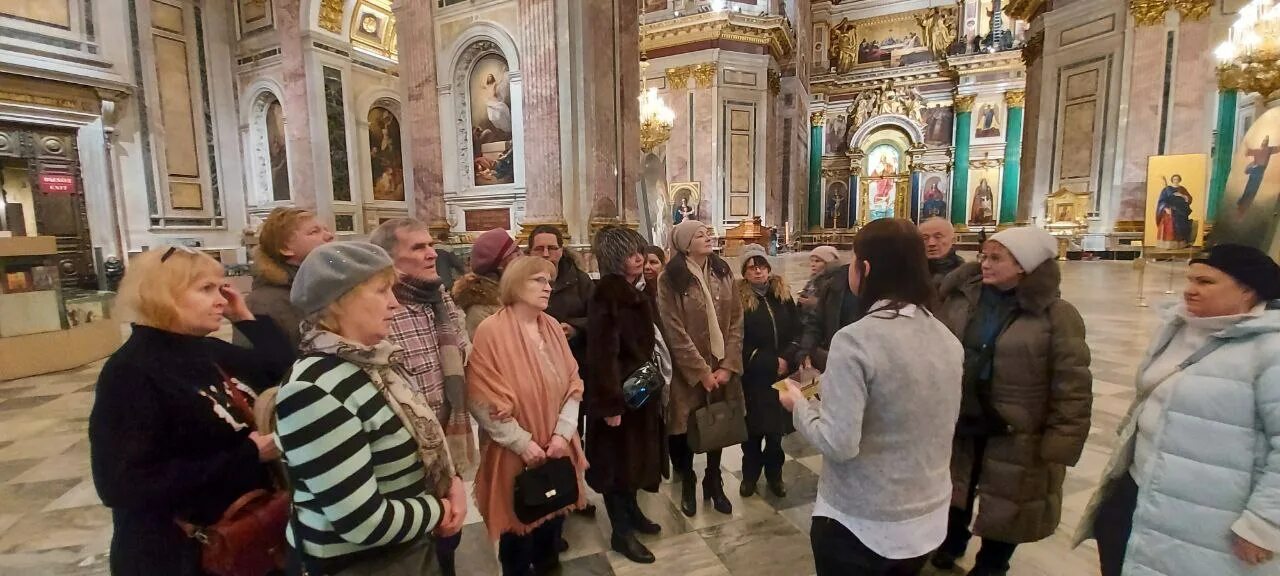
1076, 244, 1280, 576
90, 247, 293, 575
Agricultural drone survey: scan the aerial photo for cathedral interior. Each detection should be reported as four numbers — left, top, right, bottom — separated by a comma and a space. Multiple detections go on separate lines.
0, 0, 1279, 573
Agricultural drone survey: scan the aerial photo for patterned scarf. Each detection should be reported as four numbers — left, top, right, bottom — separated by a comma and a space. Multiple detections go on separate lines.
393, 276, 467, 416
299, 326, 456, 495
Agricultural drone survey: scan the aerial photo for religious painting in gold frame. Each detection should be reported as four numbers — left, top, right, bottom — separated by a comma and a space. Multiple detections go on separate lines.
1143, 154, 1207, 249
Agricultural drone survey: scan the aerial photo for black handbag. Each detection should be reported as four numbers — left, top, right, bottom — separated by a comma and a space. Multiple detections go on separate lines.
513, 457, 579, 524
622, 361, 662, 410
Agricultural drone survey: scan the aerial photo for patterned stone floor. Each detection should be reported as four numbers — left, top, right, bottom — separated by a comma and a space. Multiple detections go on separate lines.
0, 253, 1189, 575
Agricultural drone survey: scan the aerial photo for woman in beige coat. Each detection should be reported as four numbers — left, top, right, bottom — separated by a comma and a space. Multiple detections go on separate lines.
657, 220, 745, 518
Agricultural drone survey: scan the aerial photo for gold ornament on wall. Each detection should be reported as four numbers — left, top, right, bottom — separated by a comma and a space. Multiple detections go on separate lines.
1129, 0, 1170, 27
1173, 0, 1213, 21
665, 66, 692, 90
1022, 31, 1045, 66
811, 111, 827, 126
768, 69, 782, 96
691, 63, 718, 89
318, 0, 344, 33
954, 94, 976, 113
1005, 90, 1026, 108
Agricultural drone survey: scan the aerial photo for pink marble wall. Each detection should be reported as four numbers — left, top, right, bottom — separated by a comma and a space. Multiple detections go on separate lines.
394, 0, 447, 227
619, 0, 641, 223
1017, 33, 1043, 222
693, 86, 716, 222
582, 0, 621, 220
766, 89, 784, 228
518, 0, 564, 223
1167, 20, 1210, 156
666, 90, 690, 185
271, 0, 317, 209
1119, 25, 1167, 221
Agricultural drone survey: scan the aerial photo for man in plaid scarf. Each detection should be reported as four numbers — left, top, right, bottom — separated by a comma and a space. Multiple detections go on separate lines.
371, 218, 474, 576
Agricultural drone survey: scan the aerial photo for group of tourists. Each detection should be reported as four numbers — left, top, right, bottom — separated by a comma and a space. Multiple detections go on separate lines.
87, 204, 1280, 576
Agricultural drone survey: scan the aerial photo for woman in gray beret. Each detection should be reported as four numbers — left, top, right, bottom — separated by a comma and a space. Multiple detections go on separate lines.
274, 242, 467, 575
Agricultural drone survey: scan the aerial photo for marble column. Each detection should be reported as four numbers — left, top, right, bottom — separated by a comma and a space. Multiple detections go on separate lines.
952, 95, 975, 227
583, 0, 641, 232
271, 0, 318, 212
1000, 90, 1025, 225
1016, 29, 1044, 223
1207, 89, 1238, 221
517, 0, 567, 239
808, 112, 823, 230
394, 0, 450, 239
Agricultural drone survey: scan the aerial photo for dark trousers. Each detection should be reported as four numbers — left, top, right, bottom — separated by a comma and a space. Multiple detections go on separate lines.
603, 490, 639, 535
436, 533, 462, 576
811, 516, 928, 576
668, 434, 722, 477
940, 436, 1018, 572
498, 516, 564, 576
741, 433, 784, 483
1094, 473, 1139, 576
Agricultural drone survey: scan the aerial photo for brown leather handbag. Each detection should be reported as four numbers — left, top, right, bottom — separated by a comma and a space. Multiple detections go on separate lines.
175, 366, 290, 576
178, 489, 291, 576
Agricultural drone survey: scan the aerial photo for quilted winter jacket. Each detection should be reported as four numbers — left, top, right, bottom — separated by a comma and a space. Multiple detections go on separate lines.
1075, 302, 1280, 576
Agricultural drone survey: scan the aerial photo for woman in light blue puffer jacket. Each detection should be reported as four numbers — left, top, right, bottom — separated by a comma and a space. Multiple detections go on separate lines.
1075, 244, 1280, 576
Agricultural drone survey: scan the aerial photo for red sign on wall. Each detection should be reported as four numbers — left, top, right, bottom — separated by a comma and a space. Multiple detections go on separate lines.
38, 173, 76, 194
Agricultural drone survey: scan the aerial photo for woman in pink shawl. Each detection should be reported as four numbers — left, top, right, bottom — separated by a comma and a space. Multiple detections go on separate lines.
467, 255, 587, 576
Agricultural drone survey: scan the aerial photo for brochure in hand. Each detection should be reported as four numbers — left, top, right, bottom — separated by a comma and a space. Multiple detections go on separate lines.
772, 366, 822, 400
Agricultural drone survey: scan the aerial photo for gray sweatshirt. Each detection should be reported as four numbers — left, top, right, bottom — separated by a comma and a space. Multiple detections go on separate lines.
793, 304, 964, 524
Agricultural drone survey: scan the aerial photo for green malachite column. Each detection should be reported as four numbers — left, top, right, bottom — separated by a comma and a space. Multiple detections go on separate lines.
951, 95, 975, 226
1000, 90, 1026, 225
809, 112, 825, 230
1208, 89, 1238, 222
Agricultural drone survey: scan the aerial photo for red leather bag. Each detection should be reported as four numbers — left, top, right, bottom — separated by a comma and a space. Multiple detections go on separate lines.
179, 489, 290, 576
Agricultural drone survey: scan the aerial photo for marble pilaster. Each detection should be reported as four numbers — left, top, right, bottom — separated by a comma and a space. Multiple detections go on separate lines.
808, 113, 823, 230
393, 0, 449, 238
583, 0, 642, 231
1207, 89, 1237, 221
1118, 25, 1167, 222
270, 0, 318, 212
952, 95, 974, 227
517, 0, 567, 239
1001, 91, 1025, 225
1167, 18, 1211, 156
1016, 29, 1045, 223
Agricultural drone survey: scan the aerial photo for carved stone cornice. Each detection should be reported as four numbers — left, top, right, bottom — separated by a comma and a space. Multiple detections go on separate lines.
319, 0, 344, 33
665, 66, 692, 90
970, 158, 1003, 169
1172, 0, 1213, 21
954, 94, 976, 113
1129, 0, 1170, 27
811, 111, 826, 126
640, 11, 795, 62
1005, 89, 1026, 107
945, 51, 1027, 76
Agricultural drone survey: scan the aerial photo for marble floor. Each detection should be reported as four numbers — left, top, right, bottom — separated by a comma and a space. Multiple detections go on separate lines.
0, 253, 1190, 576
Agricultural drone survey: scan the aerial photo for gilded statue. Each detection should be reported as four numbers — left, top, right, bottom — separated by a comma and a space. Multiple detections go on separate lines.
914, 8, 955, 59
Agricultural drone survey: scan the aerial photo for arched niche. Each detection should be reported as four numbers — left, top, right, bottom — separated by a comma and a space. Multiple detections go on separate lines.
444, 23, 524, 197
856, 125, 914, 223
847, 115, 924, 152
242, 83, 291, 210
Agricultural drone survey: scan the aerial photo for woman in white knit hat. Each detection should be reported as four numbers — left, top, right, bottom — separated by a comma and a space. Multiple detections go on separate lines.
932, 226, 1093, 576
799, 245, 839, 310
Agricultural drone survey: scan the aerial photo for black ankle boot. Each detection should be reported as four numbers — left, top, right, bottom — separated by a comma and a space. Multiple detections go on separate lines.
739, 476, 758, 498
611, 531, 656, 564
625, 495, 661, 535
678, 470, 697, 517
765, 474, 786, 498
703, 474, 733, 514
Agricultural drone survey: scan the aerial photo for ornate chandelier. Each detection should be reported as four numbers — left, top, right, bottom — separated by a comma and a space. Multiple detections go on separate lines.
638, 55, 675, 153
1215, 0, 1280, 99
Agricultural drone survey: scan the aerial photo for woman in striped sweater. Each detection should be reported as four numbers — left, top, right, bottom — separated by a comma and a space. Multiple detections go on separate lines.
275, 242, 467, 575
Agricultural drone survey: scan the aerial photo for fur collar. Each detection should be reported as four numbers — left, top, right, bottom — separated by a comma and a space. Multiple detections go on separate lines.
941, 260, 1062, 314
451, 272, 500, 310
251, 248, 293, 288
737, 276, 792, 312
594, 273, 646, 305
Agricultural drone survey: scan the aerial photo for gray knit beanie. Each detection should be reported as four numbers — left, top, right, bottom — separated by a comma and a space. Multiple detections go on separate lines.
290, 241, 394, 316
594, 225, 647, 276
739, 243, 771, 273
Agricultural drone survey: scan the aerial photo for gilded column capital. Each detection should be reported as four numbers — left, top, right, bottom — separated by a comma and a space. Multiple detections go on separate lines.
1129, 0, 1170, 27
768, 69, 782, 96
318, 0, 344, 33
954, 95, 976, 113
665, 66, 692, 90
1005, 90, 1026, 108
691, 63, 718, 89
810, 111, 826, 126
1172, 0, 1213, 22
1021, 31, 1045, 66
